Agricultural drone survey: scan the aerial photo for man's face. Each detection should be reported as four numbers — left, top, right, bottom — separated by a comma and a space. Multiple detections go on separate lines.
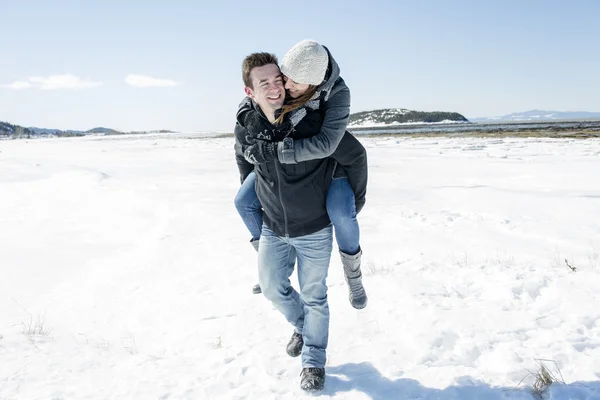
245, 64, 285, 112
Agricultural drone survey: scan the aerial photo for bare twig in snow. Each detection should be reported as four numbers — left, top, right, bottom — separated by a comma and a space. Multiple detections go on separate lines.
565, 258, 577, 272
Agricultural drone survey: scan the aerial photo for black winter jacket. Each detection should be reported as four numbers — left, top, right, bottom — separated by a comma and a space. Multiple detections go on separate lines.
234, 100, 367, 238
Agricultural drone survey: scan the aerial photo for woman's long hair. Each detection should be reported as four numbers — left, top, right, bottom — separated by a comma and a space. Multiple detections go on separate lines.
274, 85, 319, 126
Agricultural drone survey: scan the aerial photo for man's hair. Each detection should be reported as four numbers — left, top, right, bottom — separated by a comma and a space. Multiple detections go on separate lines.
242, 52, 279, 89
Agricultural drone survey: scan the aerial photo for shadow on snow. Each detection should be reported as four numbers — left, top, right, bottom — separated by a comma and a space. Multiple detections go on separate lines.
318, 362, 600, 400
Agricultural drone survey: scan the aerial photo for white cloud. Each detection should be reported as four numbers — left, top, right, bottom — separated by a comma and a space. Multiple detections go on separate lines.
0, 74, 103, 90
0, 81, 34, 89
125, 74, 183, 88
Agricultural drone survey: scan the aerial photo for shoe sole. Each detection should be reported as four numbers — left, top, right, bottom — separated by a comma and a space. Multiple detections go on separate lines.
350, 296, 368, 309
287, 346, 302, 357
300, 378, 325, 391
301, 386, 324, 392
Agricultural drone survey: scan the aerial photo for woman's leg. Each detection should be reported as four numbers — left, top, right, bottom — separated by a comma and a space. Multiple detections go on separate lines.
234, 171, 263, 241
326, 177, 367, 309
326, 178, 360, 255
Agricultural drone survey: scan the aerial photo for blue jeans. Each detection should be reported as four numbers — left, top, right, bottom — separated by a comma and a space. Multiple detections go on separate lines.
234, 171, 263, 241
258, 224, 333, 368
326, 177, 360, 255
235, 172, 360, 254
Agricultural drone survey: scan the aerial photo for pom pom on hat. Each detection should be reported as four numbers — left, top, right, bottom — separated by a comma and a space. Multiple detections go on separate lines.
280, 40, 329, 86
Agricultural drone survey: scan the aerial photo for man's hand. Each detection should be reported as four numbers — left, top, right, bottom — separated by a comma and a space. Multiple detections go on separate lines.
244, 140, 278, 164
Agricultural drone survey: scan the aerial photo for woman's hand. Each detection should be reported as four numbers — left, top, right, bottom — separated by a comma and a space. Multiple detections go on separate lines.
244, 139, 278, 164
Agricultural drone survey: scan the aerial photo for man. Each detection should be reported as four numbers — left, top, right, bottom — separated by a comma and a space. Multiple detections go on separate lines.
233, 52, 366, 392
235, 51, 334, 392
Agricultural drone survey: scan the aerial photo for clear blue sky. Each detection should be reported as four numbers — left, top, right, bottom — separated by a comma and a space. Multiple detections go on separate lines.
1, 0, 599, 132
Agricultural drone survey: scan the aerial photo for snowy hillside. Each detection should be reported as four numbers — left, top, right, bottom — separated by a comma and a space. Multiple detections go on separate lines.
1, 135, 599, 399
0, 121, 34, 138
348, 108, 469, 128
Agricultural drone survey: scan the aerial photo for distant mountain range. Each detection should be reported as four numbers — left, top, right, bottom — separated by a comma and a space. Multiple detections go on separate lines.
348, 108, 468, 128
470, 110, 600, 123
1, 121, 174, 139
27, 126, 122, 135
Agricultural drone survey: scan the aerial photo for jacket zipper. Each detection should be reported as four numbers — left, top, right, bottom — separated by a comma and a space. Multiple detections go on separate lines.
273, 161, 289, 237
254, 109, 289, 236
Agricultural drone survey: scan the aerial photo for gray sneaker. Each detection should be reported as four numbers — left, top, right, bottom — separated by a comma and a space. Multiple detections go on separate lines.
300, 367, 325, 391
252, 283, 261, 294
286, 331, 303, 357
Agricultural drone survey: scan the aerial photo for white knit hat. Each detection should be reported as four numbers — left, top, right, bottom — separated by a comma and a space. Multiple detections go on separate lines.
280, 40, 329, 86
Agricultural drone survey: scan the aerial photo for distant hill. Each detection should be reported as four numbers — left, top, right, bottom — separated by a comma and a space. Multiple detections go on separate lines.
28, 127, 86, 135
348, 108, 469, 128
86, 127, 121, 135
1, 121, 35, 138
28, 126, 117, 136
470, 110, 600, 123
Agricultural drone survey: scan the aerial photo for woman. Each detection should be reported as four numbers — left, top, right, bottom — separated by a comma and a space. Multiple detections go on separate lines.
234, 40, 368, 309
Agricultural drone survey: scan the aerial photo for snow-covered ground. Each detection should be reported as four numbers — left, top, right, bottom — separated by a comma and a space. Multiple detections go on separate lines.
1, 135, 599, 399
